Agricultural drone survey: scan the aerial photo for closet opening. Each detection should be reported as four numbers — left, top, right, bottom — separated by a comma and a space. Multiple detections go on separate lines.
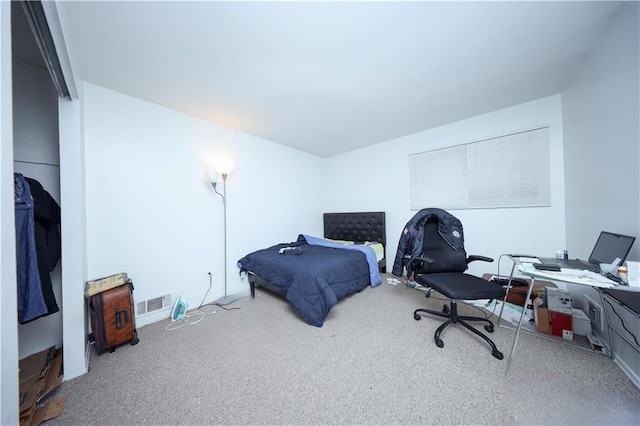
12, 0, 64, 360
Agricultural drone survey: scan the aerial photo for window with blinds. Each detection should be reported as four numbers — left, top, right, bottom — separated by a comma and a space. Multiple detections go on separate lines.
409, 127, 551, 210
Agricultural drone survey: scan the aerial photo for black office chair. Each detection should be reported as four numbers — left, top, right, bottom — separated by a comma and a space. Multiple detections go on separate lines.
411, 216, 506, 360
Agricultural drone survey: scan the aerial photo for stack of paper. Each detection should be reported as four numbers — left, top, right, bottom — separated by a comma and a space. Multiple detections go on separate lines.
626, 261, 640, 288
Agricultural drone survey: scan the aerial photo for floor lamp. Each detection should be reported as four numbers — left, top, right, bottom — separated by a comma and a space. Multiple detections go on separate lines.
207, 167, 241, 306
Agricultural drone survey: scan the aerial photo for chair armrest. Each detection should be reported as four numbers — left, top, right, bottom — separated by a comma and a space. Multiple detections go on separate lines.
411, 256, 434, 272
466, 255, 494, 264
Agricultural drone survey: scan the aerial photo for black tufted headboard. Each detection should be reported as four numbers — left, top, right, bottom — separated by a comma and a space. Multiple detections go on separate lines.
323, 212, 386, 247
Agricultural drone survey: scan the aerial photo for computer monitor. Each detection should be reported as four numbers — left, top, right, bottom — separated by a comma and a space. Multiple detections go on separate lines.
588, 231, 636, 265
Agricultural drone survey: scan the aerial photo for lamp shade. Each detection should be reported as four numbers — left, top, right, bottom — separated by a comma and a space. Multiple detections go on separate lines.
215, 161, 234, 175
205, 169, 219, 184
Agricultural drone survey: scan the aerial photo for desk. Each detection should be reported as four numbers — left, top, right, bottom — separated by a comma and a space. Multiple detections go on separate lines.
504, 256, 640, 376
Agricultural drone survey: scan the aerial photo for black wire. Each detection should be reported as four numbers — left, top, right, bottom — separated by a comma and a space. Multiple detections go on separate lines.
602, 296, 639, 346
214, 304, 241, 311
464, 300, 490, 320
197, 272, 241, 311
197, 301, 239, 311
197, 273, 213, 309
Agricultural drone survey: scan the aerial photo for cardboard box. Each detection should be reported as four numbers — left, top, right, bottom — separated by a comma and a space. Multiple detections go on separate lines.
534, 296, 573, 338
546, 287, 572, 310
572, 308, 591, 336
19, 347, 65, 426
532, 286, 549, 300
533, 297, 551, 334
85, 272, 129, 297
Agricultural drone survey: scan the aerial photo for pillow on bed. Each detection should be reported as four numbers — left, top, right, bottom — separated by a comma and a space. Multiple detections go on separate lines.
367, 242, 384, 257
365, 243, 384, 262
325, 238, 355, 245
326, 238, 384, 261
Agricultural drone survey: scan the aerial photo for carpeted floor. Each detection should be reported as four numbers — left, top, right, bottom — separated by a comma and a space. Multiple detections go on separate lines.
47, 274, 639, 425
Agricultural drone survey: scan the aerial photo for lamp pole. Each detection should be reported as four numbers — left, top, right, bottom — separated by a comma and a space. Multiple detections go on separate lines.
222, 173, 228, 300
213, 172, 241, 306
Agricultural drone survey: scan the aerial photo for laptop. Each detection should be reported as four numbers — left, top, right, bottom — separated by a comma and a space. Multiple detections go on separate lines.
540, 231, 636, 272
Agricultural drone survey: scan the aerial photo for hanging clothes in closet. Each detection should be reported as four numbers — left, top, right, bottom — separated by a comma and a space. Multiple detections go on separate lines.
14, 173, 61, 324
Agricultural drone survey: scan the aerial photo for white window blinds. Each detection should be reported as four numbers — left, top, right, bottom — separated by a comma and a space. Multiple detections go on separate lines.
409, 127, 551, 210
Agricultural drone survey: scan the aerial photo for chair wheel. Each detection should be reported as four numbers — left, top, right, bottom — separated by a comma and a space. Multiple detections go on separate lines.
414, 313, 421, 321
435, 338, 444, 348
484, 324, 494, 333
492, 350, 504, 360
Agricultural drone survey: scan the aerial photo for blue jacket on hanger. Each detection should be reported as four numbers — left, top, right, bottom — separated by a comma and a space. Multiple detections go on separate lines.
15, 173, 48, 323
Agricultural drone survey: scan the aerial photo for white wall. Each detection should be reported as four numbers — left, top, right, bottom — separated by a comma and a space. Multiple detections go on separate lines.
12, 59, 63, 359
82, 83, 326, 315
562, 1, 640, 262
1, 2, 19, 424
12, 61, 59, 165
326, 95, 566, 279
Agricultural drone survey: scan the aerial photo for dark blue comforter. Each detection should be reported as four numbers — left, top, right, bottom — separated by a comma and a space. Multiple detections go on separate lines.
237, 235, 374, 327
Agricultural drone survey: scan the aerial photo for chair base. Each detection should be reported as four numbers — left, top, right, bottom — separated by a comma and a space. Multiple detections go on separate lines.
414, 300, 504, 360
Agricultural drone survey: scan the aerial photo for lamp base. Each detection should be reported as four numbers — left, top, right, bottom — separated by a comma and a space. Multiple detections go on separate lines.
215, 293, 245, 306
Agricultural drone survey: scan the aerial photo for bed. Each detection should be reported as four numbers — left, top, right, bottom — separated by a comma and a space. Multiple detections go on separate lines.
237, 212, 386, 327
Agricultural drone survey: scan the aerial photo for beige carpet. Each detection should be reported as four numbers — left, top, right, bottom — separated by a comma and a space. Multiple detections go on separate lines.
47, 273, 639, 425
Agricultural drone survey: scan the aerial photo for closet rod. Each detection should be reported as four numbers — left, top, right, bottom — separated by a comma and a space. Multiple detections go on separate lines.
14, 160, 60, 167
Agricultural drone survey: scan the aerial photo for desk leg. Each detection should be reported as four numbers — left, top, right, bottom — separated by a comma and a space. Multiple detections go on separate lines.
498, 262, 517, 327
505, 277, 536, 377
597, 288, 615, 359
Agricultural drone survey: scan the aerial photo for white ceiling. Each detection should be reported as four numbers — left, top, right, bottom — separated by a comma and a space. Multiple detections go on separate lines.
53, 1, 623, 158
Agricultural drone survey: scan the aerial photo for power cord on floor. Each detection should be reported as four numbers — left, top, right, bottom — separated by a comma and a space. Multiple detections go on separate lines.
164, 308, 215, 331
196, 301, 241, 311
164, 273, 224, 331
197, 272, 241, 312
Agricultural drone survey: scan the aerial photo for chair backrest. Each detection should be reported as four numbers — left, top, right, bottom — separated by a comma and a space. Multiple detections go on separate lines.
418, 218, 467, 273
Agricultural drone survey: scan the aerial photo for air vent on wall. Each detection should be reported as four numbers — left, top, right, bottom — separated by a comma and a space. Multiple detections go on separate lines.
137, 294, 172, 316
